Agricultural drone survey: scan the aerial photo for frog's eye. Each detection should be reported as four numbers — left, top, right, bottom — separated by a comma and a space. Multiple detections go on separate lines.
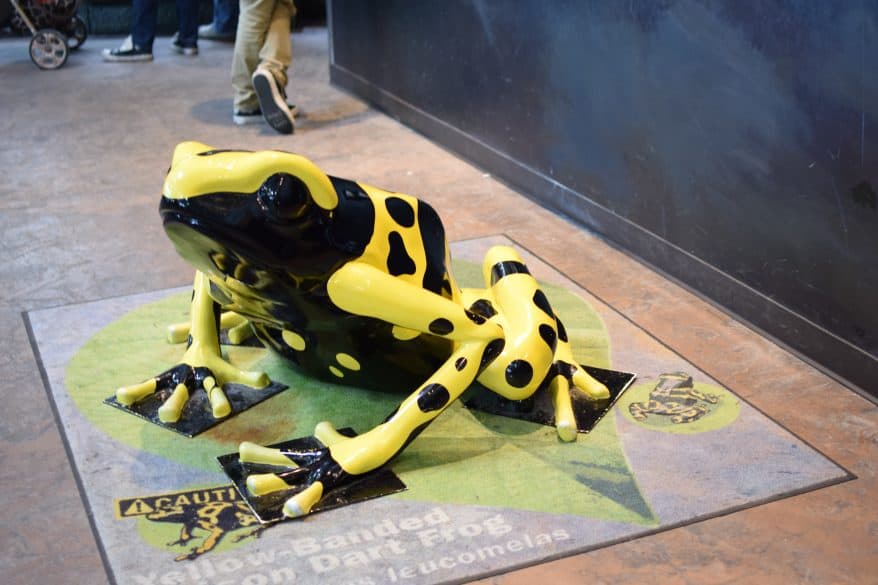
257, 173, 310, 221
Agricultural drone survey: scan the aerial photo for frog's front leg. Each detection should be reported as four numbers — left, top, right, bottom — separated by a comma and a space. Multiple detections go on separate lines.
115, 271, 269, 422
240, 262, 505, 518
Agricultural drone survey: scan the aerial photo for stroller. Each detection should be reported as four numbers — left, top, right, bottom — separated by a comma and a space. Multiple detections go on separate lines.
6, 0, 87, 69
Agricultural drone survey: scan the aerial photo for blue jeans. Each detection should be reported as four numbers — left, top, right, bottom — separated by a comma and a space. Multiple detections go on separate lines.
212, 0, 239, 34
131, 0, 199, 51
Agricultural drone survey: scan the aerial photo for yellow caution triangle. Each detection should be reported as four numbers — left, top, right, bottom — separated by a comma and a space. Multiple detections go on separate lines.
122, 498, 154, 516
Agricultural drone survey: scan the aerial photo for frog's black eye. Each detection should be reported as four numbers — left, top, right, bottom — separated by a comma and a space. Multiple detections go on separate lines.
257, 173, 310, 221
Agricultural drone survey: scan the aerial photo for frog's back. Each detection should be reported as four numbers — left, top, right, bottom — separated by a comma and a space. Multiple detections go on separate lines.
253, 175, 459, 392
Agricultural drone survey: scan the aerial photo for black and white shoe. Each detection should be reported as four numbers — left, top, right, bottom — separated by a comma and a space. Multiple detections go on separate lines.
233, 104, 298, 126
233, 109, 264, 125
102, 36, 153, 62
171, 32, 198, 56
252, 67, 295, 134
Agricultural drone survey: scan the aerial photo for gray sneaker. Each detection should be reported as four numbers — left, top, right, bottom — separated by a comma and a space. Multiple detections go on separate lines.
252, 67, 295, 135
199, 23, 235, 42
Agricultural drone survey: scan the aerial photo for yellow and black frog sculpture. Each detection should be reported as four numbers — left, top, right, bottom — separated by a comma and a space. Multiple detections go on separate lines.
116, 141, 610, 519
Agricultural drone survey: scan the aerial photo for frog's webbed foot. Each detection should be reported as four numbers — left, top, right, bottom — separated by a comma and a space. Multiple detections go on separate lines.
547, 328, 610, 442
114, 345, 269, 423
238, 422, 353, 518
167, 311, 254, 345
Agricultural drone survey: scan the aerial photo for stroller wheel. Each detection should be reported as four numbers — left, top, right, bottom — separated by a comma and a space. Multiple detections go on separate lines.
30, 28, 69, 70
67, 15, 88, 50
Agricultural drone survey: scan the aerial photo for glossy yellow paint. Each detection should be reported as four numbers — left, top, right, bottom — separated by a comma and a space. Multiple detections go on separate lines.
180, 272, 269, 389
283, 481, 324, 518
314, 421, 348, 446
166, 311, 248, 344
326, 340, 487, 475
317, 244, 610, 485
157, 383, 189, 423
247, 473, 291, 496
239, 441, 298, 467
164, 141, 338, 210
472, 247, 556, 400
357, 186, 429, 282
327, 262, 500, 342
114, 271, 269, 416
115, 378, 157, 406
391, 325, 421, 341
281, 330, 306, 351
336, 353, 361, 371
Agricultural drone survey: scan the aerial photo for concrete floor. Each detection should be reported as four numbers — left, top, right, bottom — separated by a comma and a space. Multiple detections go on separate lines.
1, 28, 876, 584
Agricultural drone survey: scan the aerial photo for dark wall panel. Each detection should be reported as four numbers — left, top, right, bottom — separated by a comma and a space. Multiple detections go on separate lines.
329, 0, 878, 397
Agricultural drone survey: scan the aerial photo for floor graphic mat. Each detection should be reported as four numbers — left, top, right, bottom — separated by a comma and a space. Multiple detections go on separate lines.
27, 236, 850, 585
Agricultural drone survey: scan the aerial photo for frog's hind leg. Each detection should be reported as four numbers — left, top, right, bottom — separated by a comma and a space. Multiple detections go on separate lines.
284, 338, 499, 518
233, 342, 501, 518
239, 260, 507, 518
473, 245, 609, 441
467, 246, 553, 401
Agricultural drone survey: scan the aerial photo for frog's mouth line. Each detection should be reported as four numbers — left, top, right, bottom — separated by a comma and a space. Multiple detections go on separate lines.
159, 195, 260, 269
159, 195, 250, 245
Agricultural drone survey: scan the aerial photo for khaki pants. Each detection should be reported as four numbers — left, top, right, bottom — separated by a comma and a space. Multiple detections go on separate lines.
231, 0, 295, 112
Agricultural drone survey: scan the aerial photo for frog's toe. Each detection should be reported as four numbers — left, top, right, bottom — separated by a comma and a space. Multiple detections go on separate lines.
548, 373, 578, 442
556, 421, 577, 442
283, 482, 324, 519
247, 473, 293, 496
210, 359, 269, 390
204, 377, 231, 418
242, 369, 270, 388
157, 383, 189, 423
572, 367, 610, 401
239, 441, 300, 467
115, 378, 158, 406
226, 321, 254, 345
166, 312, 252, 345
314, 421, 350, 447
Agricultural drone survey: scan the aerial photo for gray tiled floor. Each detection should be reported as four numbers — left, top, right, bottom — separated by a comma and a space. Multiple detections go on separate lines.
1, 28, 876, 585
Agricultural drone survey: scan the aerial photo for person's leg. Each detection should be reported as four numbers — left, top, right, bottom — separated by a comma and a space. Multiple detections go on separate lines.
175, 0, 199, 48
213, 0, 239, 35
249, 0, 295, 132
131, 0, 159, 51
103, 0, 155, 60
231, 0, 274, 112
255, 0, 293, 87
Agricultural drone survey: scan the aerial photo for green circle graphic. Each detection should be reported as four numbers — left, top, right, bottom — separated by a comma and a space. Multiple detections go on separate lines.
619, 376, 740, 434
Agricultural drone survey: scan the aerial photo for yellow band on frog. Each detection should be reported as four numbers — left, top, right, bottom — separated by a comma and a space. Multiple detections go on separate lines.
164, 141, 338, 210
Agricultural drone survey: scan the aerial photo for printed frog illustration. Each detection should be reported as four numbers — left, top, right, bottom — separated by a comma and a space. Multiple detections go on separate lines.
147, 501, 264, 561
116, 141, 611, 519
628, 372, 719, 424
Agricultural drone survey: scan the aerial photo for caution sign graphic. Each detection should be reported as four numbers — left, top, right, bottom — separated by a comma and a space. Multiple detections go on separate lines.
115, 486, 264, 561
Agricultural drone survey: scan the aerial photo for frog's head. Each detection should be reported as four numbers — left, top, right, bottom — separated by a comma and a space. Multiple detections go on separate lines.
159, 141, 341, 280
